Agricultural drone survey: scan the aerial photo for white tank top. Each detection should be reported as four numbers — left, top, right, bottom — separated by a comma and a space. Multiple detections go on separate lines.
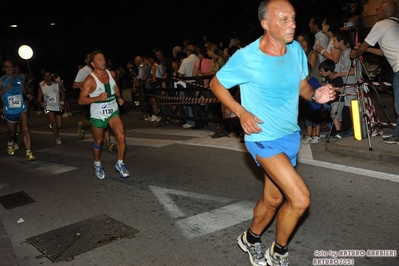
41, 82, 61, 111
89, 69, 118, 121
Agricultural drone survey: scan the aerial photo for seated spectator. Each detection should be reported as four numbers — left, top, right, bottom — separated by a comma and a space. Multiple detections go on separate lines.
319, 59, 345, 139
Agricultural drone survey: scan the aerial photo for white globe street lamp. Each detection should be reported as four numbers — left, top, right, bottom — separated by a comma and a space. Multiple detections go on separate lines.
18, 45, 33, 75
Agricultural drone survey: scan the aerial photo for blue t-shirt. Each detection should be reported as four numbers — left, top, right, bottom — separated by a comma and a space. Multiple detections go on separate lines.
216, 37, 308, 142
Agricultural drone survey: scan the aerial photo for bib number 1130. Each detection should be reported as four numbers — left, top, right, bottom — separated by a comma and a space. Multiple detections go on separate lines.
102, 108, 114, 115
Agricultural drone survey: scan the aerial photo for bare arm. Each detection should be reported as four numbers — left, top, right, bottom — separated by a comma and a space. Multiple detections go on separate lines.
329, 47, 341, 64
72, 81, 84, 89
308, 51, 317, 70
114, 82, 124, 106
108, 72, 124, 105
316, 44, 341, 64
147, 65, 157, 83
364, 47, 384, 56
78, 76, 106, 105
330, 68, 355, 80
192, 63, 199, 76
351, 41, 374, 58
300, 79, 336, 104
209, 76, 263, 134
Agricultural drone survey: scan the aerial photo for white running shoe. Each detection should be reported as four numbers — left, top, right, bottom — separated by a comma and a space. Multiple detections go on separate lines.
115, 162, 129, 178
94, 164, 105, 179
237, 231, 267, 266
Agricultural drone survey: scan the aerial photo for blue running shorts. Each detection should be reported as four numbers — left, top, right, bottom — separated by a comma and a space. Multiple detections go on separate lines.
245, 131, 300, 167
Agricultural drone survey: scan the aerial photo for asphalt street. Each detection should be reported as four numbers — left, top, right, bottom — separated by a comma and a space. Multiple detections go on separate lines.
0, 99, 398, 266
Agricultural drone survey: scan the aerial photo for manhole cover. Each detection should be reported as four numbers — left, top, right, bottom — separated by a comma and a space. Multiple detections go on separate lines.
0, 191, 35, 209
26, 214, 139, 262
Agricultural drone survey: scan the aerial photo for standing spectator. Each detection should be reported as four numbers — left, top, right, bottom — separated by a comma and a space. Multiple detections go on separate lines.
229, 31, 241, 48
206, 43, 226, 76
331, 29, 357, 135
182, 38, 190, 54
178, 44, 199, 129
172, 46, 183, 59
192, 46, 212, 88
108, 57, 125, 114
352, 1, 399, 144
127, 59, 139, 106
140, 54, 154, 120
132, 55, 150, 118
315, 17, 342, 71
309, 15, 329, 82
296, 32, 319, 132
78, 50, 129, 179
210, 1, 336, 265
301, 63, 322, 144
206, 43, 227, 133
314, 17, 342, 131
154, 48, 168, 75
296, 32, 318, 80
37, 70, 65, 145
218, 39, 230, 58
143, 53, 164, 121
0, 60, 36, 161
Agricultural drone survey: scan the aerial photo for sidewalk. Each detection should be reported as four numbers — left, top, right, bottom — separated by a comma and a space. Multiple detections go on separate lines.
324, 130, 399, 165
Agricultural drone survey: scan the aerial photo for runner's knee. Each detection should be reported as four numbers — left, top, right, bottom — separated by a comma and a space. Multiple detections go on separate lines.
263, 194, 284, 209
92, 142, 101, 150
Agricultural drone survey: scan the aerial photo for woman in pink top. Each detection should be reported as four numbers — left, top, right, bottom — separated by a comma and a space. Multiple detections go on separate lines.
192, 46, 212, 88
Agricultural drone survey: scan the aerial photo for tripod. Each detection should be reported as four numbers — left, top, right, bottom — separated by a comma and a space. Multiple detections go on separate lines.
358, 56, 393, 124
326, 57, 375, 150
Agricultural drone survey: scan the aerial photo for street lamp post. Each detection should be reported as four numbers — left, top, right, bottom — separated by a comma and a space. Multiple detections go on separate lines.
18, 45, 33, 76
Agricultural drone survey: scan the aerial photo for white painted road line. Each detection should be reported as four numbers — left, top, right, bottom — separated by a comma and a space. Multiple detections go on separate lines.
0, 157, 78, 175
149, 186, 234, 219
176, 201, 255, 239
299, 158, 399, 183
150, 186, 255, 239
180, 135, 247, 152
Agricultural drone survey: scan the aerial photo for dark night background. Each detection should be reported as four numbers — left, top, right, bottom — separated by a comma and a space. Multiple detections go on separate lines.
0, 0, 364, 88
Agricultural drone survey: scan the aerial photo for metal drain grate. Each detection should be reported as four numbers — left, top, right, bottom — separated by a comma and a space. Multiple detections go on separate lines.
0, 191, 35, 209
26, 214, 140, 262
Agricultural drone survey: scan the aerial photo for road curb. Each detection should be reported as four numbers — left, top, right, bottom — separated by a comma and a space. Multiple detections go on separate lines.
325, 139, 399, 165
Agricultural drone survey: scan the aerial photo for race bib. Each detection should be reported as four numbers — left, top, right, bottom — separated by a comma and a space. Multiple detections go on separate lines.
46, 93, 57, 104
7, 95, 22, 108
100, 101, 118, 116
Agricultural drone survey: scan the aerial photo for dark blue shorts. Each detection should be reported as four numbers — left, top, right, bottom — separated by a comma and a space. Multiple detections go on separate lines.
245, 131, 300, 167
